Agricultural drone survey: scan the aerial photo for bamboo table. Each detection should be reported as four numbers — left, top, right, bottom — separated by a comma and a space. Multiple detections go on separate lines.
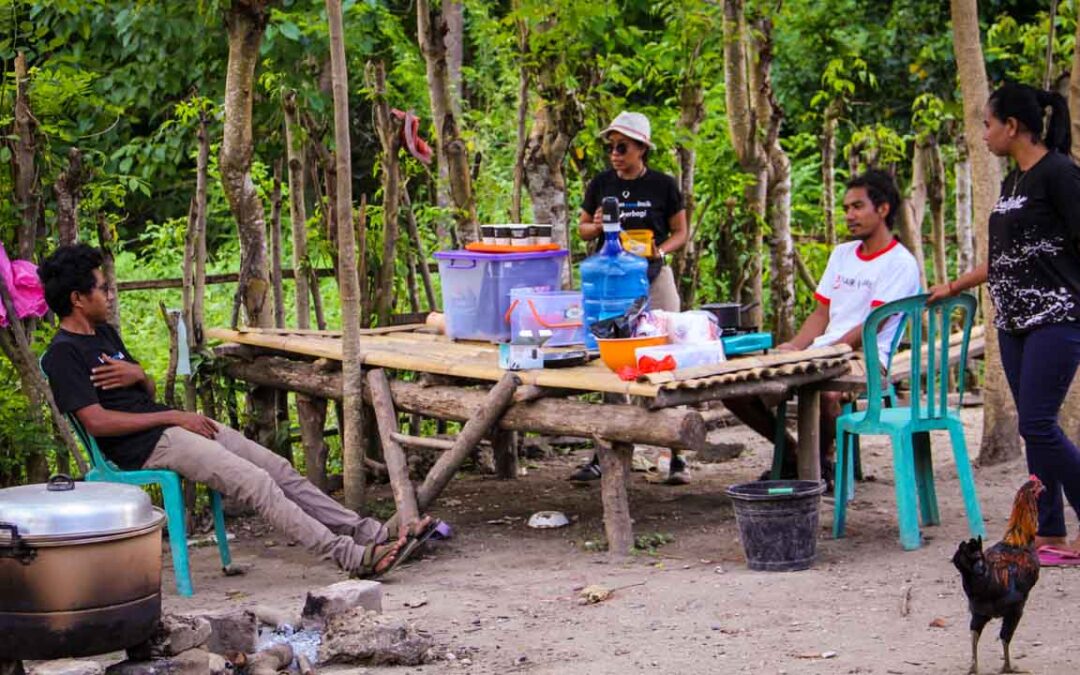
209, 327, 852, 555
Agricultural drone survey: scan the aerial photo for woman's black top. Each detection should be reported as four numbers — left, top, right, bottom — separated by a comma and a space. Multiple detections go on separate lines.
581, 168, 684, 246
988, 150, 1080, 332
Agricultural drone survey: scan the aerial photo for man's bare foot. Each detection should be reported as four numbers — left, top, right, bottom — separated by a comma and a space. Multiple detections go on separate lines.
402, 514, 434, 540
1034, 535, 1068, 550
350, 538, 404, 578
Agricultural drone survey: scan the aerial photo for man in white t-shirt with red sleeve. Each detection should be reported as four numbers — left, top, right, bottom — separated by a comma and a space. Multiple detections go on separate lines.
725, 170, 921, 490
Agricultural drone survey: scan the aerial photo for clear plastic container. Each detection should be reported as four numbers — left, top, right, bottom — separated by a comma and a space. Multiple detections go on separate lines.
508, 289, 585, 347
434, 249, 567, 342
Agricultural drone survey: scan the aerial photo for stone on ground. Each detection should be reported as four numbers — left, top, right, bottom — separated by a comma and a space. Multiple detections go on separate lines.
125, 615, 211, 660
179, 608, 257, 654
301, 579, 382, 629
319, 609, 437, 666
26, 661, 104, 675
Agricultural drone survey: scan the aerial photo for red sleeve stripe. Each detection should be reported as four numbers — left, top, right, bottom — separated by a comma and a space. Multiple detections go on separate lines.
814, 292, 831, 305
870, 300, 885, 307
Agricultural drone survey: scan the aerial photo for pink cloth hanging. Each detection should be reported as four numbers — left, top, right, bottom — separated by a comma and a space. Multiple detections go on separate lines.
0, 242, 48, 328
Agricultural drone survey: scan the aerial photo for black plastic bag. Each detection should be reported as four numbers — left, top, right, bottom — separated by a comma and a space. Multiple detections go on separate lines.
589, 296, 650, 339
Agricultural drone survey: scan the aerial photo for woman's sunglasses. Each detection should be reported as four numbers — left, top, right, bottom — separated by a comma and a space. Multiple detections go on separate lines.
606, 142, 631, 156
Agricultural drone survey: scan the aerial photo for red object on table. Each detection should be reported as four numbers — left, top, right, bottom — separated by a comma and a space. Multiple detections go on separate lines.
615, 365, 640, 381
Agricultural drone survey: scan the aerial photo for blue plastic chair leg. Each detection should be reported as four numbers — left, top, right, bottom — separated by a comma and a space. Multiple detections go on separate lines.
832, 423, 851, 539
912, 432, 940, 526
892, 431, 922, 551
947, 421, 987, 539
211, 490, 232, 569
840, 402, 856, 503
159, 473, 195, 597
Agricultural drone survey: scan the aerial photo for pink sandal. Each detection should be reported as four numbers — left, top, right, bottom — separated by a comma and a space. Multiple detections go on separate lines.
1037, 545, 1080, 567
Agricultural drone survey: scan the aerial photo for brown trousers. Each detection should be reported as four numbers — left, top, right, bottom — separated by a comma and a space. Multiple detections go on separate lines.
145, 424, 385, 573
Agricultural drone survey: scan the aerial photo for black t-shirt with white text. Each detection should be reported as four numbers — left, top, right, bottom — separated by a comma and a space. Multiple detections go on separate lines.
42, 324, 171, 469
581, 168, 684, 246
988, 150, 1080, 332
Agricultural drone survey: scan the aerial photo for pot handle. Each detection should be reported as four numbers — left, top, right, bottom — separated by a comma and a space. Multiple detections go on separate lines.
0, 522, 37, 565
47, 473, 75, 491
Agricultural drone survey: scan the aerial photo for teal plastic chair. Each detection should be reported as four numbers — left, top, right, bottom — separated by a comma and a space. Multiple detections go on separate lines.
41, 359, 230, 596
769, 323, 903, 498
832, 293, 986, 550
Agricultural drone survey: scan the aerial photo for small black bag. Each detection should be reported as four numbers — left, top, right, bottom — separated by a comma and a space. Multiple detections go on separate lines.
589, 296, 650, 339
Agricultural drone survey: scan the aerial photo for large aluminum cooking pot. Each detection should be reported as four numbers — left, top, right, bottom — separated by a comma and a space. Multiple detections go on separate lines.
0, 475, 165, 660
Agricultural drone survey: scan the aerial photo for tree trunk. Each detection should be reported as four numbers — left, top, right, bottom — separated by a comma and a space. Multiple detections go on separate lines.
673, 78, 704, 306
523, 102, 575, 263
768, 143, 796, 341
402, 188, 437, 310
723, 0, 769, 328
925, 137, 948, 286
1044, 0, 1060, 90
417, 0, 477, 243
369, 61, 403, 326
269, 159, 286, 330
821, 104, 839, 246
954, 140, 975, 274
193, 110, 210, 349
510, 18, 529, 224
284, 90, 329, 489
327, 0, 367, 510
96, 213, 120, 329
1070, 11, 1080, 159
221, 0, 277, 449
283, 90, 311, 331
12, 52, 42, 261
54, 148, 88, 246
899, 141, 928, 291
444, 0, 464, 117
951, 0, 1018, 465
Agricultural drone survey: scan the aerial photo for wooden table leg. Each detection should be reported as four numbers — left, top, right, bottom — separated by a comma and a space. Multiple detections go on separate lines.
492, 429, 518, 480
598, 439, 634, 557
796, 386, 822, 482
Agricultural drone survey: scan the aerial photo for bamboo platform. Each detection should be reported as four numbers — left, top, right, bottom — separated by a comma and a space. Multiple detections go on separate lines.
207, 326, 853, 403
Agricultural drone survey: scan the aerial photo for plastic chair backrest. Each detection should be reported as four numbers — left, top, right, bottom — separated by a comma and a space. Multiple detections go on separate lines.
860, 293, 976, 423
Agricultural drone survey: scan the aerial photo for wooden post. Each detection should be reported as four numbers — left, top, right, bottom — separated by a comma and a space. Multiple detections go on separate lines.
386, 373, 519, 532
598, 438, 634, 557
492, 429, 518, 480
366, 369, 420, 526
159, 304, 180, 409
796, 388, 822, 482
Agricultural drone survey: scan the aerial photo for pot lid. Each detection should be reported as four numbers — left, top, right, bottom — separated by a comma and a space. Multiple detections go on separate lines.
0, 475, 163, 541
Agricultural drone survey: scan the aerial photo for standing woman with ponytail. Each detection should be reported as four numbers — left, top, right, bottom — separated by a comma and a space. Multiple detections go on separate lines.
930, 83, 1080, 561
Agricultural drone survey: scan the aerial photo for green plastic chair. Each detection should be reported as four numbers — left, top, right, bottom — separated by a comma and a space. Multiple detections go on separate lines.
832, 293, 986, 550
41, 360, 231, 596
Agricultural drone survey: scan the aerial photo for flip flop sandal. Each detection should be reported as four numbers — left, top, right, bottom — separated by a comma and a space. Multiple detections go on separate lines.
1037, 545, 1080, 567
351, 540, 402, 579
382, 519, 447, 575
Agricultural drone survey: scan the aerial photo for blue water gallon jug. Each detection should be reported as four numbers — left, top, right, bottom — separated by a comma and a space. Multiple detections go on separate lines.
579, 196, 649, 349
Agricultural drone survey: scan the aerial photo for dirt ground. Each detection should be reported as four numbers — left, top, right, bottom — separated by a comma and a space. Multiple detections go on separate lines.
147, 407, 1077, 673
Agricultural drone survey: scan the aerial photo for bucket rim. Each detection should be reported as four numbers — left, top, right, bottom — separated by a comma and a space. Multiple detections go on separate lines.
725, 479, 826, 501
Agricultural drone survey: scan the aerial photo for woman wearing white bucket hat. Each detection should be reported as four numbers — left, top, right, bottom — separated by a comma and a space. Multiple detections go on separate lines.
578, 111, 688, 313
570, 111, 692, 486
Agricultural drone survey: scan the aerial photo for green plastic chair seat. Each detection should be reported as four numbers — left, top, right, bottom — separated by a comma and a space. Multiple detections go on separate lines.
40, 359, 230, 597
832, 293, 986, 550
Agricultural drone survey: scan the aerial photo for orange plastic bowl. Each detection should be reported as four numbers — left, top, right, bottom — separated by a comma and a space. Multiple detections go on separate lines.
596, 334, 670, 371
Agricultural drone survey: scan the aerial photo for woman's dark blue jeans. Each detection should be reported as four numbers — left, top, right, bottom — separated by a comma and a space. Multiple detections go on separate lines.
998, 323, 1080, 537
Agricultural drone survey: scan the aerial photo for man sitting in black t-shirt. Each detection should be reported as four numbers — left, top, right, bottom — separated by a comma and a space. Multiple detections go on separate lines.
39, 244, 430, 578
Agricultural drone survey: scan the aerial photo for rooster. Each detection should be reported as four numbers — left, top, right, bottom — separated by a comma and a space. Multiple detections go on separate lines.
952, 475, 1044, 674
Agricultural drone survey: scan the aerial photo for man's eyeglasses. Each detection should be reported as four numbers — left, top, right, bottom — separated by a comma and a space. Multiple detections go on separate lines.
606, 142, 630, 156
92, 281, 112, 295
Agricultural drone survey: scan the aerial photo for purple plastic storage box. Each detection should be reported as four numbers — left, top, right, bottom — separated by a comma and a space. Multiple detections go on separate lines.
434, 249, 567, 342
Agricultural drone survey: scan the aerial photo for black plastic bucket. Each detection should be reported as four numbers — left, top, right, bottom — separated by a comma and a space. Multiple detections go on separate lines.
725, 480, 826, 572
